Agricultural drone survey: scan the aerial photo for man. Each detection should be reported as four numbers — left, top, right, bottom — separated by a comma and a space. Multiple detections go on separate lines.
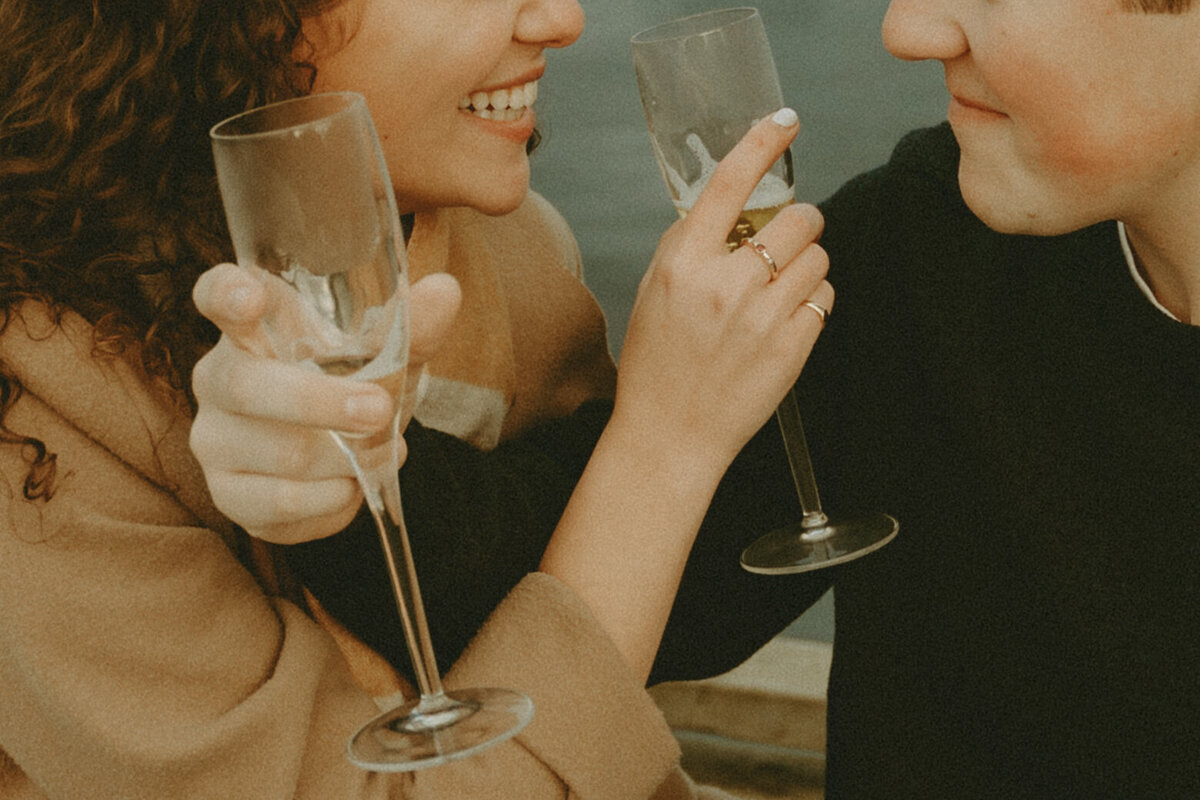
772, 0, 1199, 795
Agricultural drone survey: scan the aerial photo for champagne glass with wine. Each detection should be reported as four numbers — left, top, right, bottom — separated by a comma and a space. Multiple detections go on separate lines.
210, 92, 533, 771
632, 8, 899, 573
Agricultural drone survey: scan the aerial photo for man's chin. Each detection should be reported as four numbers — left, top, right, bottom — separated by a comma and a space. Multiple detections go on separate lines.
959, 172, 1079, 238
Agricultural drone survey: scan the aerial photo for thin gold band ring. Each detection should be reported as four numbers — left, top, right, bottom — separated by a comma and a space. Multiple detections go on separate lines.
802, 300, 829, 328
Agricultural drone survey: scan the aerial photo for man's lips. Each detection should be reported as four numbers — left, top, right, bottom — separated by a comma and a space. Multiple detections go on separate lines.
951, 93, 1007, 116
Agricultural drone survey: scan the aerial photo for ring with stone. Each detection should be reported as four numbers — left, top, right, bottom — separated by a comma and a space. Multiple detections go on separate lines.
739, 237, 779, 280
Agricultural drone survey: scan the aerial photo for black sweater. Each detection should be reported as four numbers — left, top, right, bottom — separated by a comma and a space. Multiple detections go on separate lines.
291, 124, 1200, 798
804, 124, 1200, 798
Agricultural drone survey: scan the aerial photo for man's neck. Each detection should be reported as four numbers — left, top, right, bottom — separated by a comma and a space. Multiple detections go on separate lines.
1123, 215, 1200, 326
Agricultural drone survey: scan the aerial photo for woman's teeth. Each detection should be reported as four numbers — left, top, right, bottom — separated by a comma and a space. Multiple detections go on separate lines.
459, 80, 539, 121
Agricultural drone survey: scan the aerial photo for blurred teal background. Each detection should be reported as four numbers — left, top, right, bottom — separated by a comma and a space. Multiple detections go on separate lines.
529, 0, 947, 641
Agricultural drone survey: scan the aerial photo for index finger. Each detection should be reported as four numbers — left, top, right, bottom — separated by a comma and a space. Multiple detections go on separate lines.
192, 336, 393, 433
683, 107, 800, 244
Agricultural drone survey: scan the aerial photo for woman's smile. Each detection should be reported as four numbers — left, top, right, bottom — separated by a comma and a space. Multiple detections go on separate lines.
459, 78, 540, 122
303, 0, 583, 215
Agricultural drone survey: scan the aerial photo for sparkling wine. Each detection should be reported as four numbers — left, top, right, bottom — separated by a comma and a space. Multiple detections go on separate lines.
676, 195, 794, 250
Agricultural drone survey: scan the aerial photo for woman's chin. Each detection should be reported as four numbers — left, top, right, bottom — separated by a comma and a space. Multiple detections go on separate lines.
469, 184, 531, 217
398, 165, 531, 218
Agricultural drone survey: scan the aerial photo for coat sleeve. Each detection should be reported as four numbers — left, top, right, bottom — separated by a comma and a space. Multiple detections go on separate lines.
0, 478, 686, 800
405, 573, 684, 800
293, 400, 832, 691
0, 310, 679, 800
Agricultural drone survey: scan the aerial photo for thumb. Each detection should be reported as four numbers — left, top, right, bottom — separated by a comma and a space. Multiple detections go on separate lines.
408, 272, 462, 370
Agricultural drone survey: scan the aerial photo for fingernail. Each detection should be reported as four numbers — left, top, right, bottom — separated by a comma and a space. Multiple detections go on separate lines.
345, 393, 392, 428
771, 107, 799, 128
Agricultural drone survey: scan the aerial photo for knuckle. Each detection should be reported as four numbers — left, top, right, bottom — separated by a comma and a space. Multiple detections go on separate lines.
806, 243, 830, 278
331, 478, 363, 515
797, 202, 825, 231
190, 351, 217, 399
221, 359, 262, 413
649, 255, 684, 292
191, 266, 218, 310
192, 338, 250, 408
702, 166, 739, 201
275, 433, 319, 477
204, 472, 251, 522
735, 310, 771, 342
193, 264, 238, 318
256, 492, 360, 546
781, 202, 824, 237
659, 220, 686, 245
188, 416, 215, 463
261, 478, 358, 535
708, 290, 731, 318
788, 242, 828, 283
264, 480, 302, 525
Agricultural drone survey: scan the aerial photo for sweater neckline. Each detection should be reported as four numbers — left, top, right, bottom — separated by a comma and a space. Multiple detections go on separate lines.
1117, 221, 1181, 323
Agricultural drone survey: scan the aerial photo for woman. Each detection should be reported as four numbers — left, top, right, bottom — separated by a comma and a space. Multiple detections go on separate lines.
0, 0, 831, 797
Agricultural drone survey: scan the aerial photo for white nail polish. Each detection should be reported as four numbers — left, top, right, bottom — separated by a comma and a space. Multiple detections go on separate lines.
771, 107, 799, 127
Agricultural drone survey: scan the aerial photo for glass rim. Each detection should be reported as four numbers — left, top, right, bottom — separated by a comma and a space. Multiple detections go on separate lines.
631, 7, 760, 45
209, 91, 366, 141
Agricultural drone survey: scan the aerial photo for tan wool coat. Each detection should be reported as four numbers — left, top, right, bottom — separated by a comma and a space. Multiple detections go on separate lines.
0, 193, 735, 800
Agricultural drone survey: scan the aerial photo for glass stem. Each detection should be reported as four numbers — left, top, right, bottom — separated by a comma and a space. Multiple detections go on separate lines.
334, 430, 448, 707
774, 388, 829, 531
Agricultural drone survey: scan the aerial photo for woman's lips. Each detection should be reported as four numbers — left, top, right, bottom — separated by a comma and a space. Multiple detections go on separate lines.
458, 78, 540, 142
462, 107, 536, 143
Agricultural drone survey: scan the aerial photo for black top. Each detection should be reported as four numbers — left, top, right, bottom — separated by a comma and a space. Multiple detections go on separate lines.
288, 399, 825, 684
291, 124, 1200, 798
804, 124, 1200, 798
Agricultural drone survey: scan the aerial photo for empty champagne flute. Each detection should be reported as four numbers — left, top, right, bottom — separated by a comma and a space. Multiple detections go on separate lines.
210, 91, 533, 771
632, 8, 898, 573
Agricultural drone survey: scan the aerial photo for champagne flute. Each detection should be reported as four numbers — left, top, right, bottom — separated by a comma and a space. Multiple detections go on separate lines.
632, 8, 898, 573
210, 92, 533, 771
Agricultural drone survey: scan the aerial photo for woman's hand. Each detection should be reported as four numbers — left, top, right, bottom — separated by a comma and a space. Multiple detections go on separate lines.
612, 108, 832, 474
541, 110, 831, 681
189, 267, 461, 545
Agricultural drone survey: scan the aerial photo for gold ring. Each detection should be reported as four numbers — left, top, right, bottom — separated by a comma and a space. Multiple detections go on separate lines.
802, 300, 829, 328
739, 237, 779, 280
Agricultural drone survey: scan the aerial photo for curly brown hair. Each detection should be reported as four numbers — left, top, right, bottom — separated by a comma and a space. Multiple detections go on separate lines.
0, 0, 340, 500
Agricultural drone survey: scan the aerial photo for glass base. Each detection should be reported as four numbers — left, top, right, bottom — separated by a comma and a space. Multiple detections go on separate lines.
740, 511, 899, 574
347, 687, 534, 772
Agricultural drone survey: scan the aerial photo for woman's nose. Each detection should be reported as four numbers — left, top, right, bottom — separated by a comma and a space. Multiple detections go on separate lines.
515, 0, 585, 49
